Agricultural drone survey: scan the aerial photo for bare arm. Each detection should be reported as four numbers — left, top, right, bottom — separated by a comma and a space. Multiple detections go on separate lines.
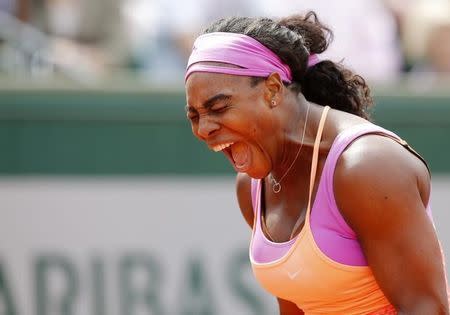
335, 136, 449, 314
277, 298, 304, 315
236, 172, 254, 228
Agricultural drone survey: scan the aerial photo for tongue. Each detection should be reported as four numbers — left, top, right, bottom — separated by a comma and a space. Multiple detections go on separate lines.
231, 142, 249, 167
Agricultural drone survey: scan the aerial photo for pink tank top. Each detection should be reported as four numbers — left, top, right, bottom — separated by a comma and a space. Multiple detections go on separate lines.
248, 107, 434, 314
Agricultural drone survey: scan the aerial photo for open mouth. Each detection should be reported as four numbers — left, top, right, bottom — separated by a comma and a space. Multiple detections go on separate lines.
212, 142, 251, 173
211, 142, 234, 152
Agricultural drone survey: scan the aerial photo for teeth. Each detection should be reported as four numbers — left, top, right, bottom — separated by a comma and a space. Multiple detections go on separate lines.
212, 142, 234, 152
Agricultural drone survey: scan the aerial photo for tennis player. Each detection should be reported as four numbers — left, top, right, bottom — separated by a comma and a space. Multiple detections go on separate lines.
184, 11, 449, 314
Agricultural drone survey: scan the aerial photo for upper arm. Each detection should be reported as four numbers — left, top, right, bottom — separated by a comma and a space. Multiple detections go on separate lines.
277, 297, 304, 315
236, 172, 254, 229
334, 135, 448, 314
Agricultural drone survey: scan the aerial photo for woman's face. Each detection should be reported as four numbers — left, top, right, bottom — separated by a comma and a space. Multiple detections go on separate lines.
185, 72, 277, 178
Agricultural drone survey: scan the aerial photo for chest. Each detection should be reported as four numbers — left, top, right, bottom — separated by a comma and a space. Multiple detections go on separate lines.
261, 158, 326, 243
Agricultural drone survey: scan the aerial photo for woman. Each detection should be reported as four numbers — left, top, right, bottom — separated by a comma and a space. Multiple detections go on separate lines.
184, 12, 449, 315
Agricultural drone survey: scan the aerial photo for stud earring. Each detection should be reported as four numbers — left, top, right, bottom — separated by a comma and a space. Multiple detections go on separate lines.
271, 99, 276, 107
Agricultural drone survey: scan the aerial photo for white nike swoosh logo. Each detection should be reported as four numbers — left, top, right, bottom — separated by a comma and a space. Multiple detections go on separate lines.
287, 269, 301, 280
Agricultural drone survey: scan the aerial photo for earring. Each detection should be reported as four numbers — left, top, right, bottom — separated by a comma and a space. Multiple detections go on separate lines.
271, 99, 276, 107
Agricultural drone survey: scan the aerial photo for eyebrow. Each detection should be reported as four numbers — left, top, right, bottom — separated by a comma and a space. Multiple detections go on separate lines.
186, 93, 232, 112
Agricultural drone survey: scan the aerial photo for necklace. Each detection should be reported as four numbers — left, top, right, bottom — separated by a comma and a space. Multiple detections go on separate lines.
269, 102, 311, 193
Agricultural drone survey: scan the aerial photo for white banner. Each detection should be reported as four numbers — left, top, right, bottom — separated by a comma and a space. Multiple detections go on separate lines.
0, 176, 449, 315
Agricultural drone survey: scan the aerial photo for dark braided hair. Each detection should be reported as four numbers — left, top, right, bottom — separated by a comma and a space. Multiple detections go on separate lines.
203, 11, 373, 120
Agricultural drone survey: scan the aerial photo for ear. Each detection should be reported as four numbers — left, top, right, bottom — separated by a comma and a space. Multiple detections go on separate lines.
263, 72, 284, 108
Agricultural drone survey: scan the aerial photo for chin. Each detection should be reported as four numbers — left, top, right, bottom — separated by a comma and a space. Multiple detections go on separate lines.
241, 168, 269, 180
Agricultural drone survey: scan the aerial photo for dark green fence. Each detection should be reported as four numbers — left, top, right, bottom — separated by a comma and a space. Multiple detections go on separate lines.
1, 88, 449, 175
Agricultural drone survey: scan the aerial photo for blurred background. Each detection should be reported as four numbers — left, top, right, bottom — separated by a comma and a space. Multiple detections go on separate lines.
0, 0, 449, 314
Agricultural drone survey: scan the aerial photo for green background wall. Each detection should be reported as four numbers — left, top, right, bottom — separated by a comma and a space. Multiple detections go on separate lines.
0, 88, 449, 175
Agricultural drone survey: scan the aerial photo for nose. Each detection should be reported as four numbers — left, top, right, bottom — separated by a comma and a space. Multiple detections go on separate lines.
196, 115, 220, 139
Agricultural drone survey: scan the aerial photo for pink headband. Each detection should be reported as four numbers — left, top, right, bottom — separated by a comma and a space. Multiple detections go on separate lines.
185, 32, 319, 83
307, 54, 320, 67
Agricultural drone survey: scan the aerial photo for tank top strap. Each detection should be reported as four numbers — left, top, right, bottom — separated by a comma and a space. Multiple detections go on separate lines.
324, 122, 428, 179
305, 106, 330, 224
250, 178, 258, 214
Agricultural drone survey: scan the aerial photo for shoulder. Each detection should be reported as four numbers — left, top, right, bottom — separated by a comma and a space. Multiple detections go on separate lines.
236, 172, 255, 229
332, 134, 449, 312
333, 133, 430, 234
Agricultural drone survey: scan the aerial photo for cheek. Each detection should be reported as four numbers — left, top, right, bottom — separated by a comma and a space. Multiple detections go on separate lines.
247, 114, 269, 139
189, 121, 200, 139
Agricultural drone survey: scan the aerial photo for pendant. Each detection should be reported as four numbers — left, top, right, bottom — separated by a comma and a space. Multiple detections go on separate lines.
272, 182, 281, 193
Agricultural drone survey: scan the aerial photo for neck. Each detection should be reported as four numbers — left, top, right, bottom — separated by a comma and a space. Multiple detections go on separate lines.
269, 98, 315, 183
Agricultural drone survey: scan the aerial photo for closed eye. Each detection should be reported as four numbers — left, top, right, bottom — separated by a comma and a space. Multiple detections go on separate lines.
187, 112, 198, 121
211, 103, 231, 113
186, 107, 199, 121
